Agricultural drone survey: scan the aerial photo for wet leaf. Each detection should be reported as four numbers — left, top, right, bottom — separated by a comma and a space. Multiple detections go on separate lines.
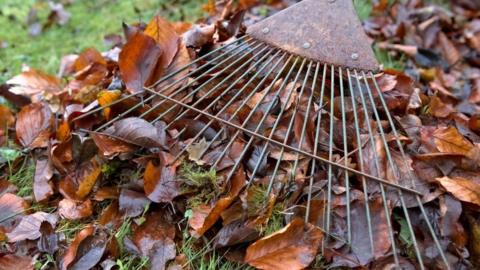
437, 176, 480, 206
245, 218, 323, 270
90, 132, 136, 158
15, 102, 53, 148
143, 160, 180, 203
33, 158, 54, 202
62, 225, 94, 270
38, 221, 59, 254
119, 188, 150, 218
7, 212, 57, 242
0, 193, 28, 227
68, 230, 108, 270
119, 31, 162, 93
111, 117, 165, 148
6, 68, 61, 97
0, 254, 33, 270
58, 199, 93, 220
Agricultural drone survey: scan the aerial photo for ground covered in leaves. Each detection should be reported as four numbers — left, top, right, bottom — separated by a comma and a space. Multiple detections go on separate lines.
1, 0, 480, 269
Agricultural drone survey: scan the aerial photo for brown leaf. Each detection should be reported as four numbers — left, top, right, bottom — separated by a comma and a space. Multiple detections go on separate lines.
6, 68, 61, 97
90, 132, 136, 158
0, 254, 33, 270
33, 158, 54, 202
58, 199, 93, 220
15, 102, 53, 148
245, 218, 323, 270
119, 188, 150, 218
68, 229, 108, 270
433, 126, 476, 158
62, 225, 94, 270
6, 212, 57, 242
437, 176, 480, 206
59, 158, 102, 200
438, 32, 462, 66
144, 157, 180, 203
133, 210, 175, 256
74, 48, 106, 72
189, 168, 246, 236
119, 31, 162, 93
110, 117, 165, 148
0, 105, 15, 129
38, 221, 60, 254
0, 193, 28, 229
183, 24, 215, 48
144, 15, 180, 86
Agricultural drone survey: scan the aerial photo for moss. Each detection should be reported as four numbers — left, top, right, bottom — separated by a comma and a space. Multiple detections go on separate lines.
0, 0, 206, 83
180, 162, 219, 207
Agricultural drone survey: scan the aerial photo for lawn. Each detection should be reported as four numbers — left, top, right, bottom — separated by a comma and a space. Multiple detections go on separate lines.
0, 0, 206, 83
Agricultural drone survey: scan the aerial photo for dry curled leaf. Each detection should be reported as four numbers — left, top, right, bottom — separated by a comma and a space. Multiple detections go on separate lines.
245, 218, 323, 270
58, 199, 93, 220
15, 102, 53, 148
437, 176, 480, 206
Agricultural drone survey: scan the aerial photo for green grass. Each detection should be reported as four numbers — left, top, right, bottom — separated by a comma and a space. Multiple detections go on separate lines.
7, 156, 35, 197
0, 0, 206, 83
56, 219, 88, 243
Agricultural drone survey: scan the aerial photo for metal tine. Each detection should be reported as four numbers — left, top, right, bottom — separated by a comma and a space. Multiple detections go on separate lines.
260, 61, 314, 195
94, 40, 260, 131
324, 65, 335, 245
72, 36, 250, 123
353, 70, 425, 269
348, 69, 395, 264
213, 58, 307, 188
133, 42, 268, 129
141, 87, 423, 195
157, 45, 275, 130
338, 67, 352, 246
367, 72, 451, 269
305, 63, 326, 223
168, 49, 285, 163
148, 36, 252, 89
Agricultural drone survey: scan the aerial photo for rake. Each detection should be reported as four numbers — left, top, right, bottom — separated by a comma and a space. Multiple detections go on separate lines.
74, 0, 451, 268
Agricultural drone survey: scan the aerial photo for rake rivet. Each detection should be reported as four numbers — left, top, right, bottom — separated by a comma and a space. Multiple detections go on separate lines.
262, 27, 270, 34
303, 42, 311, 49
351, 53, 359, 60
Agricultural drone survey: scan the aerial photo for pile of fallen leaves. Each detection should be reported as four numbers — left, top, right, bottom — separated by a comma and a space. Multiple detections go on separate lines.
1, 0, 480, 269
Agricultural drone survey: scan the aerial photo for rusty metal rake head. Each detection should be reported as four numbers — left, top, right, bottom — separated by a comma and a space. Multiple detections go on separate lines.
75, 0, 451, 268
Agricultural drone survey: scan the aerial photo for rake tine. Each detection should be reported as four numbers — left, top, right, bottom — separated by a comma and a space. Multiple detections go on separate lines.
138, 42, 267, 126
141, 87, 423, 195
305, 63, 326, 223
367, 72, 451, 269
148, 35, 252, 89
350, 70, 386, 262
219, 58, 308, 190
210, 56, 302, 169
73, 37, 250, 124
95, 40, 259, 131
354, 70, 424, 269
338, 67, 352, 246
168, 49, 284, 163
160, 45, 274, 129
262, 61, 314, 195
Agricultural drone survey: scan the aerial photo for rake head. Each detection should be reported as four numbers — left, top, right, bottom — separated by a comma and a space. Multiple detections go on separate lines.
75, 0, 451, 268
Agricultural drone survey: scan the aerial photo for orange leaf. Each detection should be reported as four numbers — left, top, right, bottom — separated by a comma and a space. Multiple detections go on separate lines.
436, 176, 480, 206
119, 32, 162, 93
61, 225, 94, 270
0, 105, 15, 129
6, 68, 61, 97
74, 48, 107, 72
433, 126, 474, 157
245, 218, 323, 270
56, 120, 71, 142
97, 90, 121, 120
15, 102, 54, 148
144, 15, 180, 86
144, 157, 180, 203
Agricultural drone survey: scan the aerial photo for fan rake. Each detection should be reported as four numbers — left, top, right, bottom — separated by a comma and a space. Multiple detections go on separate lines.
74, 0, 451, 268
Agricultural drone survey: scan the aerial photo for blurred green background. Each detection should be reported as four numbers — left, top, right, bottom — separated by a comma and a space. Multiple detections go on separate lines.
0, 0, 206, 83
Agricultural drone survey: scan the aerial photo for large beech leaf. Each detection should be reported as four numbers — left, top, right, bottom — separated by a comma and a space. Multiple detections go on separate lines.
433, 126, 476, 157
437, 176, 480, 206
33, 158, 54, 202
15, 102, 53, 148
143, 154, 180, 203
6, 212, 57, 242
110, 117, 165, 148
119, 31, 162, 93
144, 15, 180, 86
6, 68, 61, 97
61, 226, 94, 270
245, 218, 323, 270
